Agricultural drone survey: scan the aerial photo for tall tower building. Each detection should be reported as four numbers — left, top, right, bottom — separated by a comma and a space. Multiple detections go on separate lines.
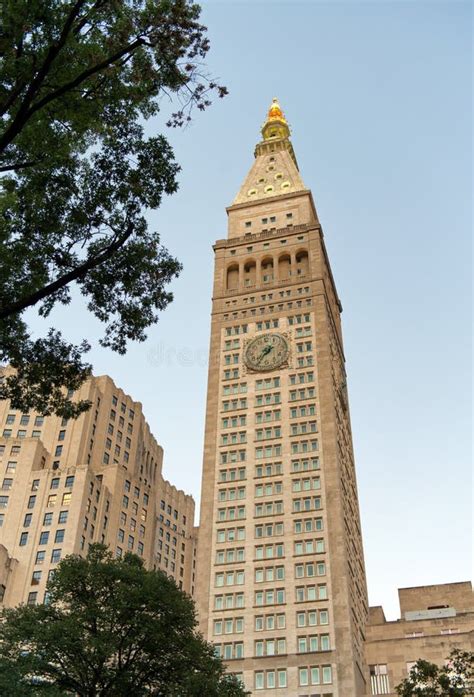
196, 100, 368, 695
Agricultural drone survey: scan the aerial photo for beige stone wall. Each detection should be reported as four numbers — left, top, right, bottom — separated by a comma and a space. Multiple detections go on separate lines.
0, 374, 196, 606
196, 125, 368, 695
365, 582, 474, 696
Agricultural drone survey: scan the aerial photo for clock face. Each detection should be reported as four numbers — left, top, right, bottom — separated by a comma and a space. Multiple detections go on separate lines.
244, 333, 289, 372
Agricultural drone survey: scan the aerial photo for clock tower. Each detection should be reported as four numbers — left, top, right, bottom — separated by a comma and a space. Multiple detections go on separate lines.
196, 100, 368, 695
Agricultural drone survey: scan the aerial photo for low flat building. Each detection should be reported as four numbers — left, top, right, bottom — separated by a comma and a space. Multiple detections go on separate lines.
0, 374, 196, 607
365, 581, 474, 696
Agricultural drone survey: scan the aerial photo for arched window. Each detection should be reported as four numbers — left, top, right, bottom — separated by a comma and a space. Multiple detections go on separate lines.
243, 260, 256, 287
278, 254, 291, 281
295, 250, 309, 277
261, 257, 274, 284
227, 264, 239, 290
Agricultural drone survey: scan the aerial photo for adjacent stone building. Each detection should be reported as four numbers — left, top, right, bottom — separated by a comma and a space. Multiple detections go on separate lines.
195, 99, 369, 696
366, 581, 474, 695
0, 374, 196, 607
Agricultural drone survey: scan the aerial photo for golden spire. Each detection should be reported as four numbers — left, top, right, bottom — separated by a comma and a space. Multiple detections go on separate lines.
267, 97, 287, 123
261, 97, 290, 141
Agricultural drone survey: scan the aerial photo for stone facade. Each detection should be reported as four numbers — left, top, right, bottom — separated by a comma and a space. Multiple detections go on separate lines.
365, 581, 474, 695
196, 100, 368, 696
0, 374, 196, 607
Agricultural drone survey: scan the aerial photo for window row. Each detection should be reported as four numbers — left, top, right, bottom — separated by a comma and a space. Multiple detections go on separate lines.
255, 565, 284, 583
222, 398, 247, 411
214, 642, 243, 660
222, 415, 246, 428
218, 486, 245, 501
290, 404, 316, 418
255, 481, 282, 497
222, 383, 247, 396
254, 669, 287, 690
256, 377, 280, 390
293, 496, 322, 512
291, 421, 317, 435
221, 432, 246, 445
296, 609, 329, 627
255, 638, 286, 656
290, 387, 315, 401
4, 414, 45, 426
218, 467, 246, 482
255, 445, 281, 459
296, 584, 328, 602
215, 571, 245, 587
255, 392, 281, 406
255, 409, 281, 423
255, 588, 285, 606
255, 462, 282, 478
255, 500, 283, 517
20, 529, 66, 547
35, 548, 62, 564
289, 371, 314, 385
298, 665, 332, 686
255, 426, 281, 440
292, 477, 321, 492
213, 617, 244, 635
216, 548, 245, 564
217, 506, 245, 522
292, 457, 319, 472
291, 439, 319, 454
214, 592, 244, 610
220, 450, 246, 464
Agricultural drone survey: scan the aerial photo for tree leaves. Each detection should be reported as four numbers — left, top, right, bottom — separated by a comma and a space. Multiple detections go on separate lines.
0, 544, 248, 696
396, 650, 474, 697
0, 0, 226, 415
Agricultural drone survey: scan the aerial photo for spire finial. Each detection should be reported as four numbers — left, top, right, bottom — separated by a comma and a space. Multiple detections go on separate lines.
267, 97, 287, 124
261, 97, 290, 141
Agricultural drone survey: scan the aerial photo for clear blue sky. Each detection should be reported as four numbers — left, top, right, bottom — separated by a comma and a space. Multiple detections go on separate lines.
29, 1, 472, 619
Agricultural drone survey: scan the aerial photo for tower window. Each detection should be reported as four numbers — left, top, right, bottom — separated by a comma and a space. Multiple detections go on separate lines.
262, 218, 268, 224
286, 213, 293, 219
245, 221, 252, 228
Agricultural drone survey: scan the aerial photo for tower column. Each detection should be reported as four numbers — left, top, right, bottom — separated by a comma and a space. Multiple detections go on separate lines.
256, 258, 262, 286
196, 98, 368, 697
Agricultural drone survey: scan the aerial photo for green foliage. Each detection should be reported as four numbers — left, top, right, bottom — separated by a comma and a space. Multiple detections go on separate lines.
0, 0, 227, 416
396, 650, 474, 696
0, 544, 248, 696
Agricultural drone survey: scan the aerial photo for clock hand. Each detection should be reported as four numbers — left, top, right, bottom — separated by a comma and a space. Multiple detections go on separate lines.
257, 345, 273, 363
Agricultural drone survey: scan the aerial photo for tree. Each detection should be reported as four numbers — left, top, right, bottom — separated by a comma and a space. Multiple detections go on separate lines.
0, 544, 248, 696
396, 650, 474, 696
0, 0, 227, 417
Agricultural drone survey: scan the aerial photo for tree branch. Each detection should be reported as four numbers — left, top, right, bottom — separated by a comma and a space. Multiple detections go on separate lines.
0, 223, 135, 320
0, 159, 41, 173
27, 37, 147, 118
0, 0, 88, 152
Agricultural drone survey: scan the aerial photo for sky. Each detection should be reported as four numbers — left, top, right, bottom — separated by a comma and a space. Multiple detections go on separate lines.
28, 0, 472, 619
